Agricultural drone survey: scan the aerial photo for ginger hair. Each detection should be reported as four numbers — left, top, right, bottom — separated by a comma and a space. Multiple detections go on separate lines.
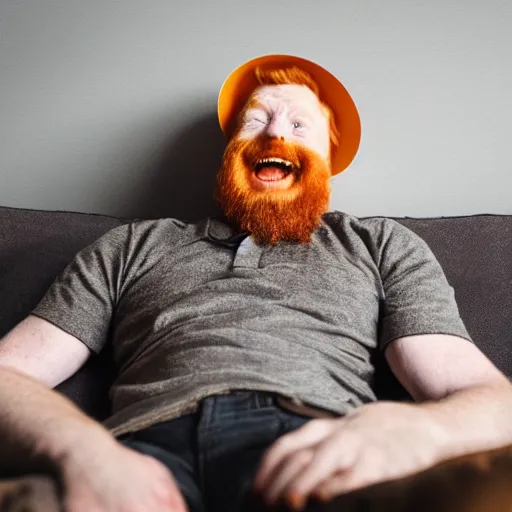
254, 66, 340, 147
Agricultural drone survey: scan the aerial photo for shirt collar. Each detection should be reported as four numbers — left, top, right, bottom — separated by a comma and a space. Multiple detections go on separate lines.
197, 216, 247, 246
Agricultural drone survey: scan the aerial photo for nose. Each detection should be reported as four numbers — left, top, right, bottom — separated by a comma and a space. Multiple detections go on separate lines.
265, 116, 289, 140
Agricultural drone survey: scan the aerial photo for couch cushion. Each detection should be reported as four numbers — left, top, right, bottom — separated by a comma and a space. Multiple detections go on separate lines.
0, 206, 125, 419
372, 215, 512, 400
398, 215, 512, 375
1, 208, 511, 415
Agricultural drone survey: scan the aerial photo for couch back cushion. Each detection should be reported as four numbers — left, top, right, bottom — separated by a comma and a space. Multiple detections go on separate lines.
0, 206, 124, 419
373, 215, 512, 400
1, 208, 511, 417
399, 215, 512, 376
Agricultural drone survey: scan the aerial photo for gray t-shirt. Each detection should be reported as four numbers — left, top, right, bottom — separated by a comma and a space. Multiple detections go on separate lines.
32, 212, 471, 437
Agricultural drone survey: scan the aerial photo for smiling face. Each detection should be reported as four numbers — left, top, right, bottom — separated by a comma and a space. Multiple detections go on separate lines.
215, 74, 335, 245
238, 84, 331, 193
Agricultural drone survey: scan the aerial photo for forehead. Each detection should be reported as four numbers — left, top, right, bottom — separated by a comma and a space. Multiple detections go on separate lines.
248, 84, 324, 115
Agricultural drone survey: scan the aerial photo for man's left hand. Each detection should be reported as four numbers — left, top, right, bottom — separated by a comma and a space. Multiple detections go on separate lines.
252, 401, 449, 510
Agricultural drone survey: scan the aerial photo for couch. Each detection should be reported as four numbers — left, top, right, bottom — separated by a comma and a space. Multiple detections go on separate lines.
1, 205, 512, 511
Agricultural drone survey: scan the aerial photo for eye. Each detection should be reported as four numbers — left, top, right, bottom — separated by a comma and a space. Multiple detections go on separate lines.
293, 121, 302, 129
244, 114, 268, 126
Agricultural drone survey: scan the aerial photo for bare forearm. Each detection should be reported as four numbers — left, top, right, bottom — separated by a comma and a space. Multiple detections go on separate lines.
0, 366, 113, 476
422, 379, 512, 460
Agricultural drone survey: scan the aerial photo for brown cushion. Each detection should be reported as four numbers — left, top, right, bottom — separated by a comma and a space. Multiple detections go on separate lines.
0, 206, 125, 419
374, 215, 512, 401
397, 215, 512, 376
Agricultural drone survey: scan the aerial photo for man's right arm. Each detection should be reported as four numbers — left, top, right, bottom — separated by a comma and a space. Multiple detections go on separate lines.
0, 314, 101, 474
0, 223, 129, 473
0, 315, 91, 387
0, 315, 188, 511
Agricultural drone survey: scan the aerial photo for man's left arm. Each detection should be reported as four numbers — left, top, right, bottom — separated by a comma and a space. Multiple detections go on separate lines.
386, 333, 512, 457
253, 335, 512, 509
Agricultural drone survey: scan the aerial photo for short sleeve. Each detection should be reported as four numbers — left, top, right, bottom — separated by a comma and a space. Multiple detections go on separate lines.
377, 219, 472, 350
31, 224, 131, 354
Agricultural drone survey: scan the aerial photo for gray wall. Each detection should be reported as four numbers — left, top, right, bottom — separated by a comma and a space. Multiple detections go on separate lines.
1, 0, 511, 221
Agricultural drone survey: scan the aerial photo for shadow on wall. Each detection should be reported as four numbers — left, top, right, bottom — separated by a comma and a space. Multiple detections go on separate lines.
125, 110, 226, 222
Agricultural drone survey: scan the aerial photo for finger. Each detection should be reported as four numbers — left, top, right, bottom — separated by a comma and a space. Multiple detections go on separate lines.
287, 432, 361, 498
253, 419, 335, 491
312, 460, 382, 502
147, 458, 188, 512
167, 484, 188, 512
262, 449, 314, 507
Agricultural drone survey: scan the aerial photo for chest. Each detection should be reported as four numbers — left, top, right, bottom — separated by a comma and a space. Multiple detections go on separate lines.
118, 234, 382, 325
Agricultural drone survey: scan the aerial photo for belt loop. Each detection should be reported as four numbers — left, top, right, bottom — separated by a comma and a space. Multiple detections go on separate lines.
256, 391, 276, 408
199, 395, 217, 430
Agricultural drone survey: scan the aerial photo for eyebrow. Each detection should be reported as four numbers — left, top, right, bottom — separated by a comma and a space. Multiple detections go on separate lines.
244, 98, 266, 111
289, 108, 315, 122
244, 96, 319, 122
240, 100, 268, 123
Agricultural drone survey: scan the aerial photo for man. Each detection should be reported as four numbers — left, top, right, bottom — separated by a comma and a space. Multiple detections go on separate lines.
0, 54, 511, 512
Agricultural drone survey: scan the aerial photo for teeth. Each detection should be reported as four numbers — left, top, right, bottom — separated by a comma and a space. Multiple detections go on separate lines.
256, 157, 293, 168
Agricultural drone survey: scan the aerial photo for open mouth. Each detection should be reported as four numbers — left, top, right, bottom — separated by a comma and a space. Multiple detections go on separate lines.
253, 157, 298, 182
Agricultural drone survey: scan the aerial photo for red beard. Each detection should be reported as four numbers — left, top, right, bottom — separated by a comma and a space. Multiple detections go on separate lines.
215, 137, 331, 245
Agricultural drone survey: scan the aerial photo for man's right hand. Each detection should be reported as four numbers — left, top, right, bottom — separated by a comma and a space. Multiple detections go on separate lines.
59, 436, 188, 512
0, 317, 188, 511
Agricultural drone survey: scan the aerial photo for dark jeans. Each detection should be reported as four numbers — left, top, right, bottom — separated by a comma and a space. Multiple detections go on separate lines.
120, 392, 311, 512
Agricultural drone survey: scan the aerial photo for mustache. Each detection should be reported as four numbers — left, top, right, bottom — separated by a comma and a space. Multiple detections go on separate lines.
241, 138, 307, 175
